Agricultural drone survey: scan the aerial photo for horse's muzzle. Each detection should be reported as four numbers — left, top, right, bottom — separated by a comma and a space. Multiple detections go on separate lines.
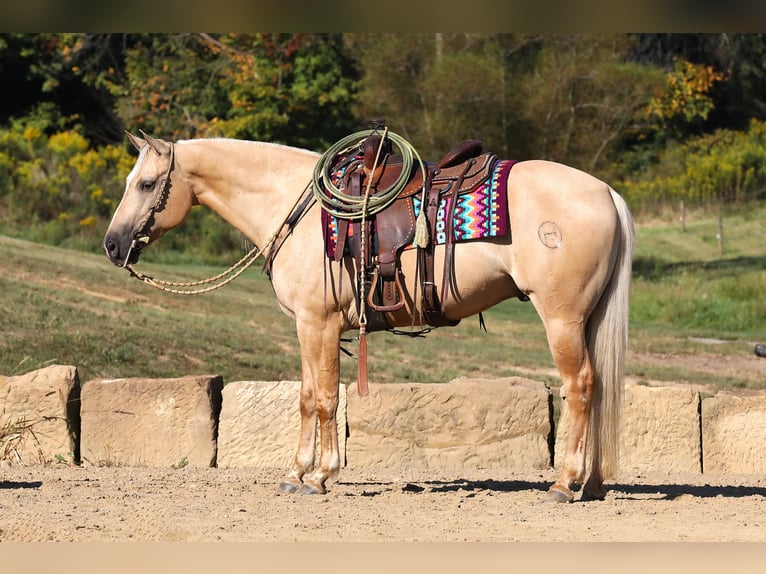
103, 234, 147, 267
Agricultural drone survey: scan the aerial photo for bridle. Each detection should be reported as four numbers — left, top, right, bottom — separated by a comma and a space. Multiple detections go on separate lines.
120, 140, 311, 295
122, 141, 175, 268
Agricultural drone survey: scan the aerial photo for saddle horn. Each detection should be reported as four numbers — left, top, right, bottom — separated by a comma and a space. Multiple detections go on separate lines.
139, 130, 171, 155
125, 130, 146, 152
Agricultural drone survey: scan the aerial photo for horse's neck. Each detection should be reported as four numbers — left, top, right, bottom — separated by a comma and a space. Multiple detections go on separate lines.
181, 139, 319, 247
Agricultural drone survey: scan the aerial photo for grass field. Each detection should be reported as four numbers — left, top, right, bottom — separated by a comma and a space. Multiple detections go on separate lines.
1, 203, 764, 393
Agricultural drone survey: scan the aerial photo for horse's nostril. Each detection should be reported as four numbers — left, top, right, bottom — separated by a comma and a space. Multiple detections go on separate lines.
104, 237, 119, 260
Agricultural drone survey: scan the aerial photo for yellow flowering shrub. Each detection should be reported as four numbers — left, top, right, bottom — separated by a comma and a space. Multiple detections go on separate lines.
1, 121, 135, 248
622, 119, 766, 213
48, 131, 88, 157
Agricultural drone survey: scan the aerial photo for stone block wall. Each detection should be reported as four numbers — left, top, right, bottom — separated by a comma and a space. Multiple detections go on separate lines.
3, 365, 766, 478
346, 377, 551, 471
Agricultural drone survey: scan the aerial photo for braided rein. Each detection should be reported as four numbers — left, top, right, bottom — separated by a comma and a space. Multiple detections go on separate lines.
124, 242, 264, 295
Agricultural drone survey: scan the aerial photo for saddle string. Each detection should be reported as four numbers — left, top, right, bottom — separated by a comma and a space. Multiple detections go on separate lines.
356, 127, 390, 397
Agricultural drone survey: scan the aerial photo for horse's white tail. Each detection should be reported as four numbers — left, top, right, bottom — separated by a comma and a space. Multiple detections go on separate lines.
586, 188, 635, 480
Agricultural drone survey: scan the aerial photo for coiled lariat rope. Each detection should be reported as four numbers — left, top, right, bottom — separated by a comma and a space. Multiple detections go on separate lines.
312, 128, 427, 220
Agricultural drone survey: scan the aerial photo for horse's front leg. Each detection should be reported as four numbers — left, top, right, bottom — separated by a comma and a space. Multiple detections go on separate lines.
278, 317, 342, 495
277, 360, 318, 493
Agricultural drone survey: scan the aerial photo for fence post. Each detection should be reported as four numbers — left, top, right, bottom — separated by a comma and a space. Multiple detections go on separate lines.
679, 200, 686, 232
717, 214, 724, 255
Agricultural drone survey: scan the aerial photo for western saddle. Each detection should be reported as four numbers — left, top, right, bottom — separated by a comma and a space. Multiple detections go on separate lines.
323, 131, 497, 331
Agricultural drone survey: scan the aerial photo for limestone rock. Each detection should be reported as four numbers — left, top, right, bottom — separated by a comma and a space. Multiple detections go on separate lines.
702, 389, 766, 474
0, 364, 80, 466
619, 383, 701, 473
346, 377, 552, 471
217, 380, 347, 469
80, 374, 223, 468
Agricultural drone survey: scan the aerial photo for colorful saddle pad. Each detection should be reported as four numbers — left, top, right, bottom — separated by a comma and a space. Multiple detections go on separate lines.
322, 159, 515, 259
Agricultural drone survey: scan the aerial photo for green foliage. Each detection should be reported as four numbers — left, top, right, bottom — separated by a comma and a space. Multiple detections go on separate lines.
352, 33, 664, 174
3, 33, 766, 262
621, 119, 766, 213
518, 34, 667, 174
641, 58, 725, 138
109, 33, 359, 150
116, 34, 224, 139
352, 33, 533, 159
207, 33, 359, 150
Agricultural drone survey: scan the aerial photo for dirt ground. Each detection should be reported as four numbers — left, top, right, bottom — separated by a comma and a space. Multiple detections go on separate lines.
2, 349, 765, 544
1, 464, 765, 543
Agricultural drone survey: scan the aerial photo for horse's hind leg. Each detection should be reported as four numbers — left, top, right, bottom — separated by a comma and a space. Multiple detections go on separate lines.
542, 317, 599, 503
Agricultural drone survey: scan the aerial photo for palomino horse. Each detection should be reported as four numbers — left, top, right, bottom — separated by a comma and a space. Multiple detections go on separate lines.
103, 131, 634, 503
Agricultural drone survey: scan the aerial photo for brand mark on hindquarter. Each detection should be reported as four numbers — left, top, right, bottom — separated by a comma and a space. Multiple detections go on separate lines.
537, 221, 562, 248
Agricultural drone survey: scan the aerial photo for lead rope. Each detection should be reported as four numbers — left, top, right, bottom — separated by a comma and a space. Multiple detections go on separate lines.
356, 127, 389, 397
125, 243, 263, 295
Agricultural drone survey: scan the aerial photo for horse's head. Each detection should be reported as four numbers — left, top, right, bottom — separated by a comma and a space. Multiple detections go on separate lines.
103, 131, 195, 267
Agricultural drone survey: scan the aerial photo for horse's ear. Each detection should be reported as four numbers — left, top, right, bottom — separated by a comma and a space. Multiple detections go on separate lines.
138, 130, 171, 155
125, 130, 146, 152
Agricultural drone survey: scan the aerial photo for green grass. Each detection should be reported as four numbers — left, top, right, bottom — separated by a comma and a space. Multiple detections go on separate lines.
624, 204, 765, 390
1, 203, 764, 392
630, 205, 765, 342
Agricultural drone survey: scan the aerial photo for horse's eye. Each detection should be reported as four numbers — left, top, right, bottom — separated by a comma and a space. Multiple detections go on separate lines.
139, 179, 156, 192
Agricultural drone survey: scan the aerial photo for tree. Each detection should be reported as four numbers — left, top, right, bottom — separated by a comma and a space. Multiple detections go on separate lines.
113, 34, 230, 140
349, 33, 538, 159
630, 33, 766, 132
640, 57, 725, 140
517, 34, 665, 173
0, 33, 126, 145
204, 33, 360, 150
349, 34, 664, 173
109, 33, 360, 151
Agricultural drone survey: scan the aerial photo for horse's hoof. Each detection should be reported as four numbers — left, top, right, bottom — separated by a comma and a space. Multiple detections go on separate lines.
544, 485, 574, 503
581, 486, 607, 502
277, 479, 302, 494
299, 481, 326, 495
